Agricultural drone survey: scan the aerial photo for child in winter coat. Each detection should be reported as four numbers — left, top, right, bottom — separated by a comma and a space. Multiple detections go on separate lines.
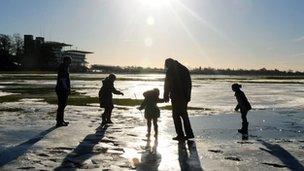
232, 83, 252, 135
138, 88, 164, 137
99, 74, 124, 125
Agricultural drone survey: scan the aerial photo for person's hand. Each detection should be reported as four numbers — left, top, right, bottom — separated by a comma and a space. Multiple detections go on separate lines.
234, 107, 239, 112
160, 98, 166, 103
164, 97, 169, 103
120, 92, 124, 96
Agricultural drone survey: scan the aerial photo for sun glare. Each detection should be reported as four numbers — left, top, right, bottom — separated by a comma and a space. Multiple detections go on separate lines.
138, 0, 173, 9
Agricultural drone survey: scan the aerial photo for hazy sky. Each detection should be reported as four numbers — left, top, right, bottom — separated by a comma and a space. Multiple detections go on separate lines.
1, 0, 304, 70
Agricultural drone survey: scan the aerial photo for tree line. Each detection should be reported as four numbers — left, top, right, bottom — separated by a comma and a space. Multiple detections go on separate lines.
0, 34, 24, 70
91, 65, 304, 76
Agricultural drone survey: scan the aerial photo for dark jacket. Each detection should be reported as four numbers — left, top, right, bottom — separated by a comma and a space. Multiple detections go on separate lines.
99, 77, 122, 107
55, 63, 70, 94
139, 90, 163, 119
164, 61, 192, 103
235, 90, 252, 112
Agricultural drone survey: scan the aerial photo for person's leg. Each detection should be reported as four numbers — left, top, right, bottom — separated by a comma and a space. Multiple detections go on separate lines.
106, 104, 114, 123
56, 100, 64, 124
153, 118, 158, 136
147, 119, 152, 136
106, 108, 113, 123
102, 107, 109, 124
241, 110, 248, 123
239, 110, 248, 134
242, 110, 248, 134
56, 94, 64, 123
61, 94, 68, 123
172, 102, 185, 139
56, 93, 68, 126
180, 102, 194, 138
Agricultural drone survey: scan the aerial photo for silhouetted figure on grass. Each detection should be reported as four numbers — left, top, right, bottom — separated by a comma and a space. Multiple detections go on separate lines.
138, 88, 164, 138
232, 83, 252, 136
99, 74, 123, 125
55, 56, 71, 127
164, 58, 194, 141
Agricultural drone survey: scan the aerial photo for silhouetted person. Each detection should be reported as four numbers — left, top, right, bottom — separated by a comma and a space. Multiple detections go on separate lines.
99, 74, 123, 125
55, 56, 71, 127
164, 58, 194, 141
138, 88, 164, 138
232, 83, 252, 135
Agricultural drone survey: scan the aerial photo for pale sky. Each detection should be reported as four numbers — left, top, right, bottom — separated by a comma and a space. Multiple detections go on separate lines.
1, 0, 304, 70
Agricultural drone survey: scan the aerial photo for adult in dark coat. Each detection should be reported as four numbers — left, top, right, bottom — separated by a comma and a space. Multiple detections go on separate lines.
99, 74, 124, 124
55, 56, 71, 127
163, 58, 194, 141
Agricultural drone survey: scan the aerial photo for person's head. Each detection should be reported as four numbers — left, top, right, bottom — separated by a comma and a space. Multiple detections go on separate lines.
108, 73, 116, 82
63, 56, 72, 66
232, 83, 242, 92
153, 88, 160, 97
143, 88, 160, 98
164, 58, 175, 70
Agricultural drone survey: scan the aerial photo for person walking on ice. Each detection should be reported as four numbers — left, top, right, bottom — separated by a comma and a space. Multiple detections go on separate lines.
232, 83, 252, 135
99, 74, 124, 125
138, 88, 164, 138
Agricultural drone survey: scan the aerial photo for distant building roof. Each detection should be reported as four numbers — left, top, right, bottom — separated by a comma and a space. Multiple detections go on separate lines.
65, 50, 93, 54
44, 41, 72, 47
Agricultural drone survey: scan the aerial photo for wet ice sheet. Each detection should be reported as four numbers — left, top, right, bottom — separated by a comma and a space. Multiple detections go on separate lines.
187, 109, 304, 142
1, 73, 304, 113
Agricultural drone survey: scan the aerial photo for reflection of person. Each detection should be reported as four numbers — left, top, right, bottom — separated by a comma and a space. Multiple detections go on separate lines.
163, 58, 194, 141
232, 83, 252, 135
138, 88, 164, 137
178, 141, 203, 171
99, 74, 124, 125
139, 137, 161, 170
55, 56, 71, 127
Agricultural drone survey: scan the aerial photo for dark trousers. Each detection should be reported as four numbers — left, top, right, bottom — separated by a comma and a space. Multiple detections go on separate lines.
147, 118, 158, 134
102, 106, 113, 122
241, 109, 248, 123
56, 92, 68, 123
172, 101, 194, 137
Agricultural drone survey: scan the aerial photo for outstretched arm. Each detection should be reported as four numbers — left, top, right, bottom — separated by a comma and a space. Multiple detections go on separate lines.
138, 99, 147, 110
112, 86, 124, 95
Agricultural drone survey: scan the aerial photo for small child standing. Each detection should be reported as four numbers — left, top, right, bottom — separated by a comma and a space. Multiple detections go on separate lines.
138, 88, 164, 138
99, 74, 124, 125
232, 83, 252, 135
